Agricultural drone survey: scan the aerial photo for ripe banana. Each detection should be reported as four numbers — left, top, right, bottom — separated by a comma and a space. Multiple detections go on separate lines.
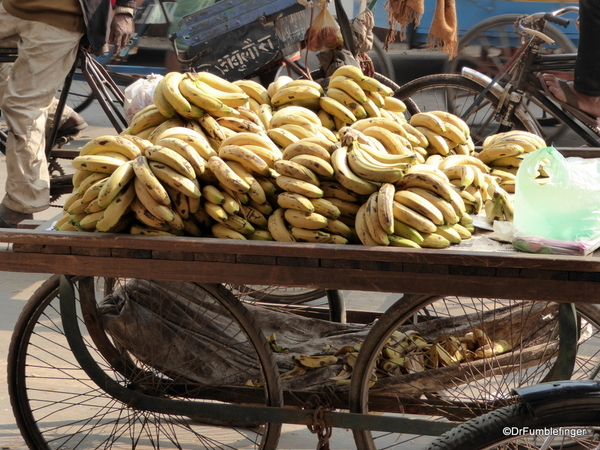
223, 214, 255, 235
438, 154, 490, 174
265, 127, 300, 149
272, 105, 321, 125
274, 159, 320, 185
282, 140, 332, 162
75, 171, 109, 196
476, 143, 525, 165
290, 154, 335, 179
270, 85, 322, 108
145, 145, 195, 179
328, 76, 368, 103
383, 96, 407, 113
355, 202, 379, 246
219, 144, 271, 177
420, 233, 451, 248
393, 219, 424, 244
154, 136, 206, 176
442, 164, 476, 188
326, 87, 368, 119
148, 161, 200, 199
158, 126, 217, 160
211, 222, 246, 239
284, 208, 328, 230
96, 182, 136, 232
276, 175, 324, 199
268, 207, 295, 242
127, 106, 169, 136
152, 79, 177, 119
318, 109, 336, 130
162, 72, 193, 115
319, 96, 357, 124
377, 183, 395, 235
364, 193, 390, 245
232, 79, 271, 105
320, 181, 359, 202
394, 189, 445, 226
409, 112, 447, 134
309, 197, 341, 220
72, 155, 126, 174
96, 160, 135, 208
221, 131, 283, 160
330, 146, 379, 195
392, 201, 438, 234
435, 224, 462, 244
165, 185, 191, 219
226, 160, 268, 205
202, 184, 225, 205
395, 171, 455, 203
362, 126, 412, 155
346, 145, 406, 183
80, 135, 142, 160
413, 125, 450, 155
429, 110, 470, 138
132, 155, 171, 205
325, 197, 360, 218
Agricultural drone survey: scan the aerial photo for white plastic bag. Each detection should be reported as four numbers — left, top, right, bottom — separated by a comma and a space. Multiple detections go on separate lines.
124, 74, 163, 123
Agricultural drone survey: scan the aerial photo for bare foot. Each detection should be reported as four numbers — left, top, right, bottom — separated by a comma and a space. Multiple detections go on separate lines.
540, 73, 600, 119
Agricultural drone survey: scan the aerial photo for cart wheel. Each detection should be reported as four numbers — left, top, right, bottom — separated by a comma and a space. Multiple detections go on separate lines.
348, 295, 600, 449
8, 275, 283, 450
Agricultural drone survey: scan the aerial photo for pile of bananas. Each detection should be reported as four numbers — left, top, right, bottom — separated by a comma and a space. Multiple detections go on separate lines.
55, 64, 546, 243
476, 130, 548, 193
408, 111, 475, 156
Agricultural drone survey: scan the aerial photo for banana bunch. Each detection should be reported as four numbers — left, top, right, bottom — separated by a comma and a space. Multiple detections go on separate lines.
408, 111, 475, 157
269, 151, 354, 244
316, 65, 407, 131
355, 172, 472, 248
477, 130, 547, 193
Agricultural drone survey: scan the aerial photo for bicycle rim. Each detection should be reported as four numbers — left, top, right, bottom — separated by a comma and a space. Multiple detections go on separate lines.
8, 276, 282, 450
395, 74, 534, 146
349, 295, 600, 449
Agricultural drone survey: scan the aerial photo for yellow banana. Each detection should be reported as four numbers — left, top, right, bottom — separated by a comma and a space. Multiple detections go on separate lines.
282, 140, 332, 162
145, 145, 196, 179
96, 160, 135, 208
267, 75, 293, 98
127, 106, 169, 136
72, 155, 126, 174
414, 126, 450, 155
96, 182, 136, 232
476, 143, 525, 165
225, 160, 268, 205
328, 76, 368, 103
420, 233, 451, 248
364, 193, 390, 245
317, 109, 336, 130
275, 175, 324, 198
409, 112, 447, 134
152, 79, 177, 119
221, 131, 283, 160
132, 178, 174, 222
377, 183, 395, 235
393, 219, 424, 244
320, 181, 359, 202
154, 136, 206, 176
80, 135, 142, 160
211, 222, 246, 239
394, 189, 445, 226
165, 185, 191, 219
438, 154, 490, 173
219, 144, 271, 177
330, 146, 378, 196
158, 126, 217, 160
202, 184, 225, 205
233, 79, 271, 105
162, 71, 193, 115
326, 88, 368, 119
240, 204, 268, 228
319, 96, 357, 124
290, 154, 335, 179
429, 110, 470, 138
346, 146, 406, 183
309, 197, 341, 220
223, 214, 255, 235
256, 103, 273, 129
192, 71, 246, 94
270, 85, 322, 108
272, 105, 321, 125
132, 155, 171, 205
392, 201, 438, 234
383, 96, 407, 113
355, 202, 379, 246
268, 207, 295, 242
266, 127, 300, 149
395, 171, 455, 203
274, 159, 320, 185
198, 113, 226, 141
284, 208, 328, 230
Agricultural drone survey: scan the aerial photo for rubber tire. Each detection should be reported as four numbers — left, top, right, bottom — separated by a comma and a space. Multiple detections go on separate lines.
349, 294, 600, 450
394, 73, 534, 146
427, 402, 600, 450
8, 276, 283, 450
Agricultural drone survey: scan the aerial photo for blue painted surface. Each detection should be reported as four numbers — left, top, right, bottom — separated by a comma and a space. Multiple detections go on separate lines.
367, 0, 579, 45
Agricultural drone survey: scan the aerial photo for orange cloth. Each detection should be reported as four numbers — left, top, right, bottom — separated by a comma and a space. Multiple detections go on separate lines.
384, 0, 457, 58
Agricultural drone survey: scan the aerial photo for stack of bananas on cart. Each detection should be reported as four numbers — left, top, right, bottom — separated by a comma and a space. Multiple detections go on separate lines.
54, 65, 548, 248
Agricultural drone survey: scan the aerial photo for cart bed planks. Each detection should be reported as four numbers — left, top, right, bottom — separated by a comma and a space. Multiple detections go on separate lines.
0, 226, 599, 303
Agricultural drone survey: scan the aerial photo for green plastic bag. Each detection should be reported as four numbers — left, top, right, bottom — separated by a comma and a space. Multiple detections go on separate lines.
513, 146, 600, 255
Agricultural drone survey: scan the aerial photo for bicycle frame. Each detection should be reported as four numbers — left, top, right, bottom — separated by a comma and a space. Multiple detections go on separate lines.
460, 8, 600, 146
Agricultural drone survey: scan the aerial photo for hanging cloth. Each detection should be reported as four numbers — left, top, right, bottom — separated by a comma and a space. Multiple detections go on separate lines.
383, 0, 458, 58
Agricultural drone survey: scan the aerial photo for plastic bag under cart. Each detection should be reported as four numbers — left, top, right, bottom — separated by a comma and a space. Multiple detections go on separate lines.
171, 0, 310, 81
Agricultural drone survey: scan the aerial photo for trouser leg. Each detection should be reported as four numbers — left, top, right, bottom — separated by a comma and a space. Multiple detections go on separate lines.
574, 0, 600, 96
0, 5, 83, 213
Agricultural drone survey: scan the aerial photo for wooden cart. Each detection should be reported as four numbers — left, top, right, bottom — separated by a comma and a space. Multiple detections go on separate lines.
1, 223, 599, 450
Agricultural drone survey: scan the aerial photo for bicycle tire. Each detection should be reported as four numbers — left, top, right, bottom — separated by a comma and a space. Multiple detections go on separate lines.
235, 285, 327, 304
427, 402, 600, 450
8, 275, 283, 450
395, 73, 535, 146
445, 14, 577, 144
349, 295, 600, 450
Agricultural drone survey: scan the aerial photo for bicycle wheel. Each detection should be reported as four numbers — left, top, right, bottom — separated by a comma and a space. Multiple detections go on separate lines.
427, 402, 600, 450
349, 295, 600, 449
8, 275, 283, 450
234, 285, 327, 304
395, 73, 535, 146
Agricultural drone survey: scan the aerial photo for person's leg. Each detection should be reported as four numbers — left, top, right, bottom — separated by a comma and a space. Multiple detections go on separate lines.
541, 0, 600, 118
0, 6, 83, 222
